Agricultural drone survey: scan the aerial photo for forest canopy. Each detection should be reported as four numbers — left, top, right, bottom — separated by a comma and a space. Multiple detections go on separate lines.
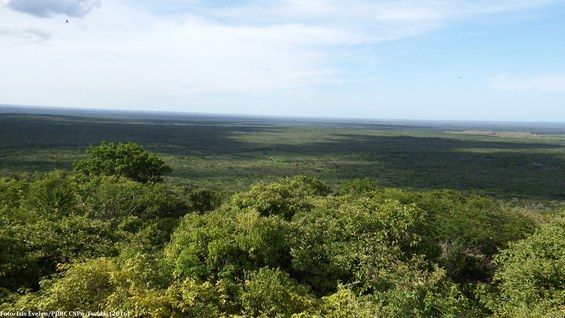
0, 142, 563, 317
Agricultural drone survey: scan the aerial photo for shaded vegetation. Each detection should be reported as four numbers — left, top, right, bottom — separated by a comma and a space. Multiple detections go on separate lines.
1, 113, 563, 200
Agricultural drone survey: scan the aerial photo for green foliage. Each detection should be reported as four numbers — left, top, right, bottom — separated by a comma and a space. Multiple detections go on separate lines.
77, 175, 189, 222
240, 267, 316, 317
129, 217, 181, 252
20, 170, 79, 217
106, 256, 229, 318
164, 177, 535, 316
290, 196, 427, 293
0, 170, 189, 292
159, 278, 227, 317
357, 256, 476, 317
0, 167, 558, 317
1, 212, 118, 291
486, 218, 565, 317
165, 208, 291, 285
339, 177, 378, 195
296, 286, 380, 318
368, 188, 536, 283
187, 189, 222, 213
29, 258, 118, 311
231, 176, 331, 219
73, 142, 172, 183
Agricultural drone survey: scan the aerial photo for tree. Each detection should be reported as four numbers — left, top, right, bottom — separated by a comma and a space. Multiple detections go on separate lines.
73, 142, 172, 183
165, 208, 291, 285
1, 174, 549, 317
187, 189, 221, 214
230, 176, 331, 219
486, 218, 565, 317
239, 267, 316, 317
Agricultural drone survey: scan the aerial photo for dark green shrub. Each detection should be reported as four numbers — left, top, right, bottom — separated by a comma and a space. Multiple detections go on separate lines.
187, 189, 221, 213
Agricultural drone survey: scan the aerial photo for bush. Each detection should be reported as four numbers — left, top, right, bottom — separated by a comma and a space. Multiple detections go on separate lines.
187, 189, 222, 213
0, 215, 118, 291
73, 142, 171, 183
77, 176, 189, 222
369, 189, 536, 283
20, 258, 119, 311
302, 286, 379, 318
0, 172, 188, 292
290, 196, 427, 294
231, 176, 331, 219
0, 173, 552, 317
240, 267, 316, 317
488, 218, 564, 317
339, 177, 378, 195
165, 208, 292, 285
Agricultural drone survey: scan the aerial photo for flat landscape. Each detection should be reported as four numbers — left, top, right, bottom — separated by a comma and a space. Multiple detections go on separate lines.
1, 106, 563, 201
2, 1, 565, 315
1, 108, 564, 316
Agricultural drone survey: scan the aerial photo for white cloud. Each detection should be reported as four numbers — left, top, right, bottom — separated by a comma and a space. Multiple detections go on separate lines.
0, 26, 52, 42
489, 74, 565, 92
197, 0, 555, 23
3, 0, 101, 18
195, 0, 559, 40
0, 0, 562, 110
0, 2, 349, 102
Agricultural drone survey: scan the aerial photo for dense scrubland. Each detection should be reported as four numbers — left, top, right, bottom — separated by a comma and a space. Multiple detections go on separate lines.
1, 112, 563, 200
0, 111, 564, 317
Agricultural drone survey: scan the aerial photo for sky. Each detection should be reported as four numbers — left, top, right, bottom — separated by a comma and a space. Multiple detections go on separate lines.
0, 0, 564, 121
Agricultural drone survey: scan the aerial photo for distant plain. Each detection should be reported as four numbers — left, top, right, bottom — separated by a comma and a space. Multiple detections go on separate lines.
1, 105, 563, 202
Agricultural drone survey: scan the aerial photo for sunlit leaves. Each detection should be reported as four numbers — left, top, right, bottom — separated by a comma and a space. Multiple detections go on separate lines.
73, 142, 172, 183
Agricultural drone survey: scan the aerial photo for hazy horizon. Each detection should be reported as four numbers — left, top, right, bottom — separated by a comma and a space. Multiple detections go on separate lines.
2, 104, 565, 127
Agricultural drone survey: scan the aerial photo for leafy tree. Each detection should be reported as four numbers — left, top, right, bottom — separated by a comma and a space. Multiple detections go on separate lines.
486, 218, 564, 317
294, 286, 379, 318
290, 196, 427, 294
231, 176, 331, 219
165, 208, 291, 286
159, 279, 227, 317
0, 173, 552, 317
77, 175, 189, 222
19, 170, 80, 219
128, 217, 181, 253
356, 254, 476, 317
7, 256, 228, 317
0, 216, 119, 291
368, 189, 536, 283
73, 142, 172, 183
0, 171, 188, 293
33, 259, 118, 311
0, 176, 28, 216
240, 267, 316, 317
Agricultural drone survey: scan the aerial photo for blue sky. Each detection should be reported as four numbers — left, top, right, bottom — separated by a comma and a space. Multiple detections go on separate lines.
0, 0, 564, 121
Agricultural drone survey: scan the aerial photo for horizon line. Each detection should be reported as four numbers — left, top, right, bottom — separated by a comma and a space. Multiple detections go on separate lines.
1, 103, 564, 125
